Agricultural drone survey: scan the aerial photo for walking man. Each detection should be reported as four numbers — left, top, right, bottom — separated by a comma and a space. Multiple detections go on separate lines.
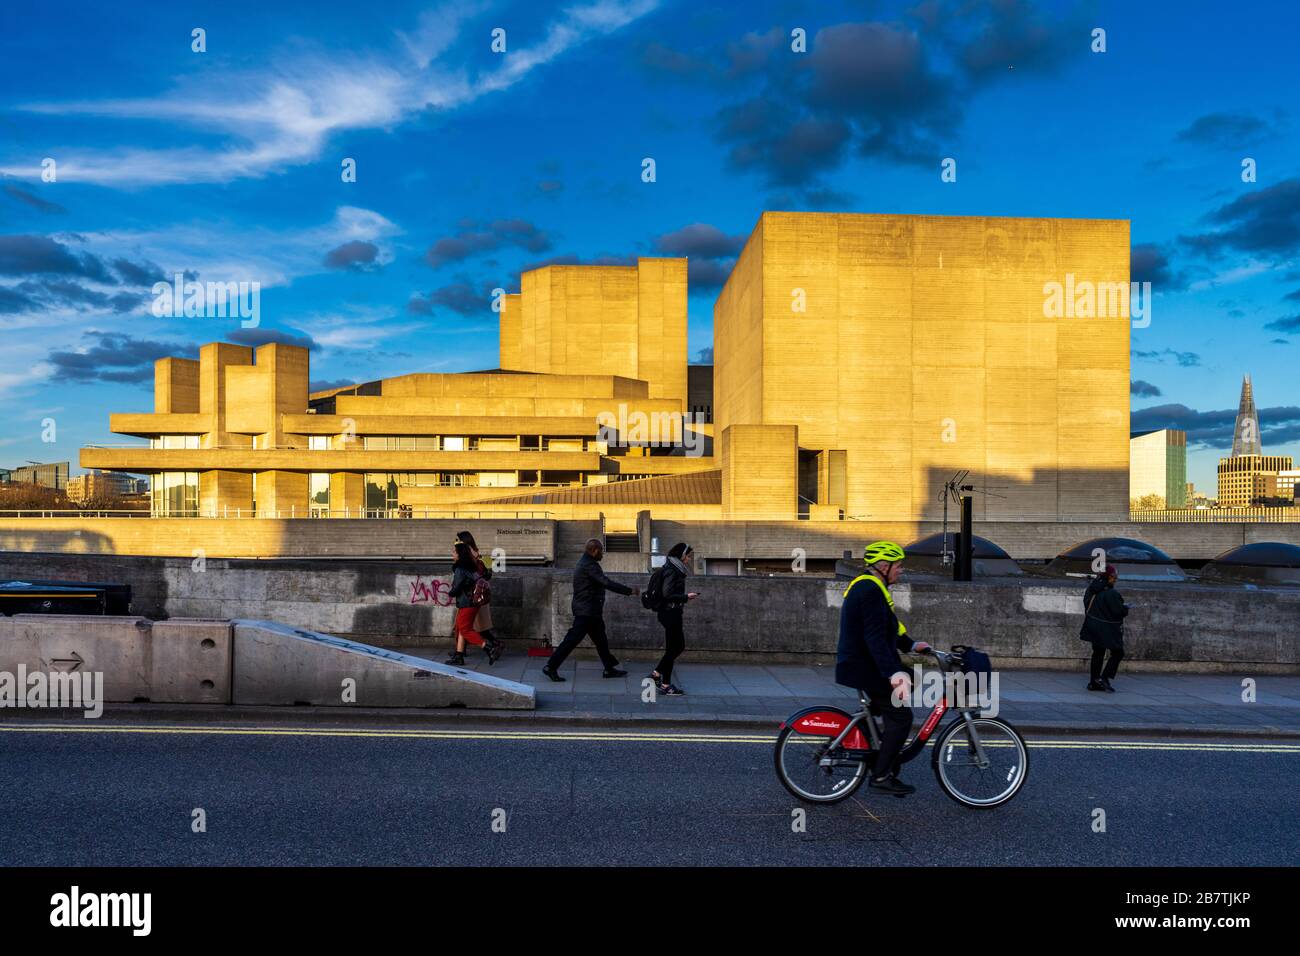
541, 538, 639, 681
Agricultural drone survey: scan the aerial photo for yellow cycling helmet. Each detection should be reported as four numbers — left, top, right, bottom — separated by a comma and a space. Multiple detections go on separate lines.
863, 541, 906, 565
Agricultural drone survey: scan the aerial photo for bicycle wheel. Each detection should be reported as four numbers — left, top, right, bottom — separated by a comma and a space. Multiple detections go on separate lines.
931, 715, 1028, 808
773, 724, 869, 804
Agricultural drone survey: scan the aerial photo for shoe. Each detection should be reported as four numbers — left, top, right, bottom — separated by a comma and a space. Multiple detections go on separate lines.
485, 640, 504, 665
540, 665, 566, 683
602, 668, 628, 678
868, 775, 915, 796
1101, 678, 1116, 693
1086, 681, 1107, 692
444, 652, 465, 666
658, 682, 685, 696
648, 670, 663, 683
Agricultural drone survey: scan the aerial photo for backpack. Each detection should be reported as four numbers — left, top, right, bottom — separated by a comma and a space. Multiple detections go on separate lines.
641, 567, 666, 611
471, 574, 491, 607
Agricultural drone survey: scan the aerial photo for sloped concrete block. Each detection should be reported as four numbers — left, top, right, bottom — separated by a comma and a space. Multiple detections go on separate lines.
231, 620, 534, 709
150, 618, 232, 704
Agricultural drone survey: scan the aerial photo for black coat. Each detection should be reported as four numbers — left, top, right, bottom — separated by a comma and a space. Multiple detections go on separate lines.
570, 552, 633, 617
835, 575, 914, 698
1080, 577, 1127, 651
660, 558, 689, 611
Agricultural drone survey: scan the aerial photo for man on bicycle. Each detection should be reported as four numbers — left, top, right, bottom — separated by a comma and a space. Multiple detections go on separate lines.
836, 541, 930, 795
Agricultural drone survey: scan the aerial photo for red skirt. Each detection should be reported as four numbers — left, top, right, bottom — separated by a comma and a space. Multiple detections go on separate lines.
455, 606, 485, 646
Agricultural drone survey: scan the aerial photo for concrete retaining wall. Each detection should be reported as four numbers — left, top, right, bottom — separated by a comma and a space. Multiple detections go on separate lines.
1, 553, 1296, 671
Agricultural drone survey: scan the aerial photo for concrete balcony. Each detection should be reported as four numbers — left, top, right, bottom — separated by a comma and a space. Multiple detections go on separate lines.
80, 447, 602, 472
279, 413, 599, 437
110, 413, 210, 436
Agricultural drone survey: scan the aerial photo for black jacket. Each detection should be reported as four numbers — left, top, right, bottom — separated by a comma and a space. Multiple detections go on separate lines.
835, 574, 915, 698
1080, 577, 1127, 651
659, 558, 689, 611
449, 565, 479, 610
571, 552, 633, 617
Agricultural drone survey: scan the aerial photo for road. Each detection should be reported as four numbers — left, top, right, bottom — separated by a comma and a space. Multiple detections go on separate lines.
0, 720, 1295, 866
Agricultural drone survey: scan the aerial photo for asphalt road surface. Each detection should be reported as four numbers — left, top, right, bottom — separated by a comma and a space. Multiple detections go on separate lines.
1, 721, 1296, 866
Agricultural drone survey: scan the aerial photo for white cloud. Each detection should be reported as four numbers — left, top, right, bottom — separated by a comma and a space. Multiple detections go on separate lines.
0, 1, 660, 186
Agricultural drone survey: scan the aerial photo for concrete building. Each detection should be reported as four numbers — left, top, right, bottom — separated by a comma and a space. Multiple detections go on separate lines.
713, 212, 1131, 521
66, 470, 145, 504
1130, 429, 1187, 509
1217, 455, 1293, 507
78, 212, 1132, 536
2, 461, 69, 490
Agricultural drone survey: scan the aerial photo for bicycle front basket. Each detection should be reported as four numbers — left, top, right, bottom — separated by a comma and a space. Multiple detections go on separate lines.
952, 645, 992, 677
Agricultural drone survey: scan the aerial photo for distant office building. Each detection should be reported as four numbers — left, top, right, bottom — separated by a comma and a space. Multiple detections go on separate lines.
1218, 455, 1293, 507
1230, 374, 1262, 457
66, 470, 141, 504
1277, 469, 1300, 501
1129, 429, 1187, 508
3, 461, 69, 490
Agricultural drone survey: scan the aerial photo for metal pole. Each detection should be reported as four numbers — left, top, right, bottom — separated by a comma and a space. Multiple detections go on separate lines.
955, 494, 974, 582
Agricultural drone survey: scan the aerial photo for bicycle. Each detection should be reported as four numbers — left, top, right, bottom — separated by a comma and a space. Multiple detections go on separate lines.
774, 647, 1028, 809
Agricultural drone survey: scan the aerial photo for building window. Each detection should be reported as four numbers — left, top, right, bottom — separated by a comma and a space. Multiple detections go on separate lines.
441, 436, 466, 451
150, 472, 198, 516
151, 435, 199, 449
309, 473, 330, 517
309, 436, 330, 450
478, 472, 518, 488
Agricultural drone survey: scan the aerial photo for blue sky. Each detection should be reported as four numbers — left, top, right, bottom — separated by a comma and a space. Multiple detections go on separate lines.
1, 0, 1298, 493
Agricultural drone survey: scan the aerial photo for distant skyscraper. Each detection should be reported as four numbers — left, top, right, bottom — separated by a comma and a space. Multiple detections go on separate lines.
1231, 374, 1262, 457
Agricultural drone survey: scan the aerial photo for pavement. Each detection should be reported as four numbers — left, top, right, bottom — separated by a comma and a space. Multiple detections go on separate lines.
391, 643, 1300, 737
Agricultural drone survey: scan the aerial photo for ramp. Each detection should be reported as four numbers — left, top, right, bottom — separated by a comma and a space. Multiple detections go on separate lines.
232, 620, 534, 709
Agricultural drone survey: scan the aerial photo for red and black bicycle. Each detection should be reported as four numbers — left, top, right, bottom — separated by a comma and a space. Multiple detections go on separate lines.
774, 648, 1028, 809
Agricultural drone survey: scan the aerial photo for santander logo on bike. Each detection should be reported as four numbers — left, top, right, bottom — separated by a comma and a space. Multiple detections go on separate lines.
891, 666, 1000, 717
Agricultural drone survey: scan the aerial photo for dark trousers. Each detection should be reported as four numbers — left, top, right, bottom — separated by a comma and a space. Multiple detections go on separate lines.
655, 608, 685, 682
1090, 644, 1124, 682
869, 693, 914, 780
547, 615, 619, 672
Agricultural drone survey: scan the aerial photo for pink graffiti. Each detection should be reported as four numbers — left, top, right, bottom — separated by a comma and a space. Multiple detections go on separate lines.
408, 576, 453, 606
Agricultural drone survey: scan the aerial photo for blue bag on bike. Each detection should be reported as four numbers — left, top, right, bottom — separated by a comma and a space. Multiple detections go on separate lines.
953, 645, 992, 677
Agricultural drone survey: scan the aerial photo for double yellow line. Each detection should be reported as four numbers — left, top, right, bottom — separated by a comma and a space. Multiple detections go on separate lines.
0, 723, 1297, 752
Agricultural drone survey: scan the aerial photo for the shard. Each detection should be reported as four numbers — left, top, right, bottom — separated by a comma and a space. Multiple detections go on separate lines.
1230, 374, 1263, 456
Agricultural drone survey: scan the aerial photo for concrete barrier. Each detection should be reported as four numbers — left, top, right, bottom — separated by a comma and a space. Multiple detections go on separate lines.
231, 620, 534, 709
0, 614, 230, 703
150, 619, 232, 704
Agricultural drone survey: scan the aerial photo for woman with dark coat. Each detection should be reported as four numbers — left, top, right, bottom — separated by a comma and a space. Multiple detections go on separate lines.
1080, 564, 1128, 692
446, 541, 502, 666
457, 530, 503, 664
649, 542, 698, 696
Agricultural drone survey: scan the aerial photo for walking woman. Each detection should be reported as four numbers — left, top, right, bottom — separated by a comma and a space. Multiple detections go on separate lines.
649, 542, 698, 696
457, 530, 505, 663
446, 540, 502, 666
1080, 564, 1127, 692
